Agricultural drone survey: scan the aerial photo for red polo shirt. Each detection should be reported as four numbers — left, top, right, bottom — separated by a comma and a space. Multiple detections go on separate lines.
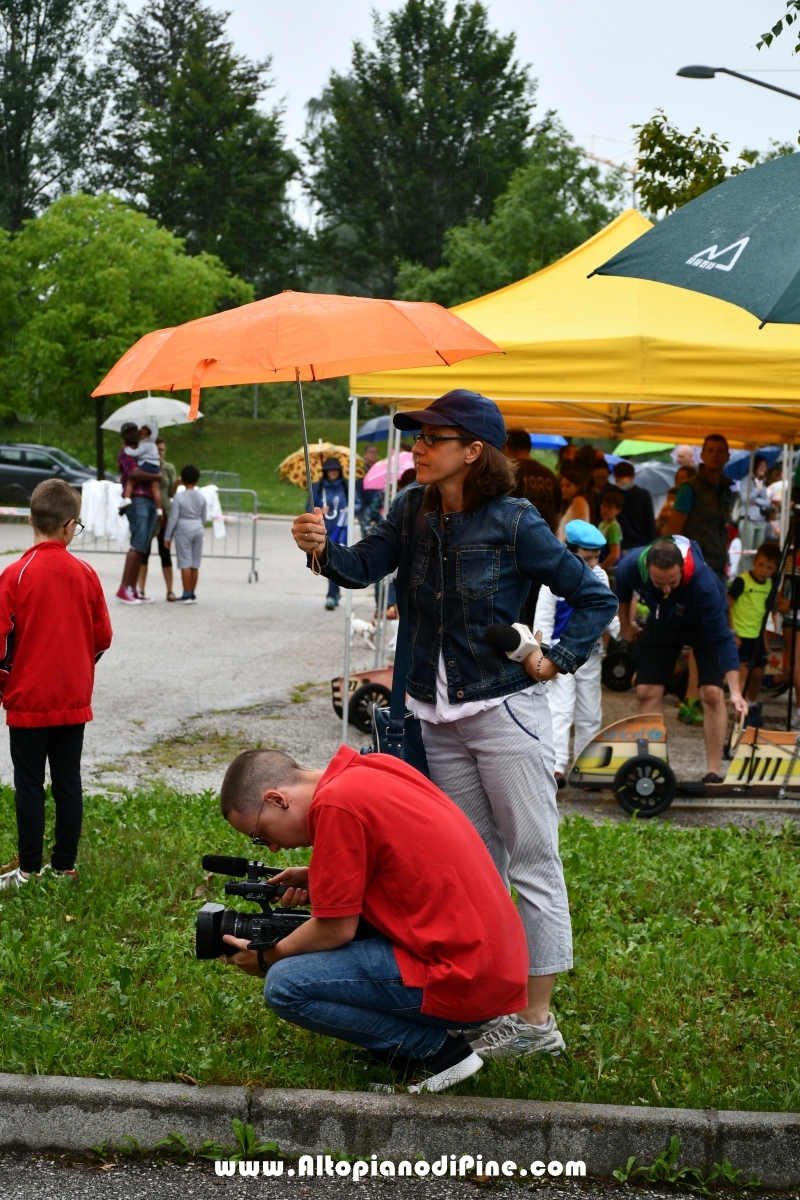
307, 747, 528, 1022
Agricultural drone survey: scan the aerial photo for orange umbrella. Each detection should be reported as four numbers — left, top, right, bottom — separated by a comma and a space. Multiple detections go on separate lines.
92, 290, 501, 508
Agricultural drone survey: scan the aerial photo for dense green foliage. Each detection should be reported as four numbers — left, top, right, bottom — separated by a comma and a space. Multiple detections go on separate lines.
0, 0, 116, 230
397, 115, 624, 307
1, 787, 797, 1110
304, 0, 533, 296
5, 193, 251, 423
112, 0, 300, 295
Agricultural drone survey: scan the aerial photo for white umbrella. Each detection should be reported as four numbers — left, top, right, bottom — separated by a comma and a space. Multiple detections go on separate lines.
101, 395, 203, 432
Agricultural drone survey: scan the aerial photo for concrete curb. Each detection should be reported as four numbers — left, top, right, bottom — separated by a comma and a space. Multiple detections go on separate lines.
1, 1074, 799, 1186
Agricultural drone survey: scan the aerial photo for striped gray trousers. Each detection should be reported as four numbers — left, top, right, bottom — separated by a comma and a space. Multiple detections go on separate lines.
421, 686, 573, 976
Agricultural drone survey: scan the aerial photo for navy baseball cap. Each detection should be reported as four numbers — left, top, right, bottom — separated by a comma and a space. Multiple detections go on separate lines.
393, 389, 506, 450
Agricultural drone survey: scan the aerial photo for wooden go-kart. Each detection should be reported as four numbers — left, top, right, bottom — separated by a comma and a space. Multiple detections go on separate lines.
332, 667, 393, 733
568, 712, 800, 817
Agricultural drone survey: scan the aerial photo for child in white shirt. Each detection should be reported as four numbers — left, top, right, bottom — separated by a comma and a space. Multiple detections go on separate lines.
534, 519, 619, 787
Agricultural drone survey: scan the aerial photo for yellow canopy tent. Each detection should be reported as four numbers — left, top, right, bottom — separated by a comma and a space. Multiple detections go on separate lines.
350, 210, 800, 447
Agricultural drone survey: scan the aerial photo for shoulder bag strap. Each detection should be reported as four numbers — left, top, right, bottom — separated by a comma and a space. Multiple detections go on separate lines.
387, 492, 424, 736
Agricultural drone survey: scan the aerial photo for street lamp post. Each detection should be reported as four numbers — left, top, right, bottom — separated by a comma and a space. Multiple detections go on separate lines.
677, 64, 800, 101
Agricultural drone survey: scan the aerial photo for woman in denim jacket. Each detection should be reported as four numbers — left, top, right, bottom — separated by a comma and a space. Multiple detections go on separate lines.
292, 391, 618, 1061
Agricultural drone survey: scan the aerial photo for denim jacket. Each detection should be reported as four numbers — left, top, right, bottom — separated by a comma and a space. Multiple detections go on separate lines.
317, 486, 618, 705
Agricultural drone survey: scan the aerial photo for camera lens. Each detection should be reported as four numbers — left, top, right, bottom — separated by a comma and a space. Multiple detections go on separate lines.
195, 903, 254, 959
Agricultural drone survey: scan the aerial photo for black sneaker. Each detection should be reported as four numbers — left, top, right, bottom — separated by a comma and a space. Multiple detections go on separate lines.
405, 1032, 483, 1094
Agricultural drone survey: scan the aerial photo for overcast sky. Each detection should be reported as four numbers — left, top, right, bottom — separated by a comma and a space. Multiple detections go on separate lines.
215, 0, 799, 213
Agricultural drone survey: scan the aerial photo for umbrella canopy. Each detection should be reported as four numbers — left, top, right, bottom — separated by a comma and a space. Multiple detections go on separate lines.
350, 210, 800, 446
101, 396, 202, 432
357, 415, 392, 442
530, 434, 567, 449
633, 461, 680, 495
363, 451, 416, 491
277, 443, 363, 491
592, 154, 800, 326
725, 445, 783, 482
91, 291, 502, 415
615, 439, 674, 457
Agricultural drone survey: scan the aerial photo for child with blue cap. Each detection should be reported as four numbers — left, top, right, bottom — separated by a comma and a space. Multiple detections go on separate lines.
534, 519, 619, 786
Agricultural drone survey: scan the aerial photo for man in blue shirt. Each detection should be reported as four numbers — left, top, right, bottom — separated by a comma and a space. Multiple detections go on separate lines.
617, 537, 748, 784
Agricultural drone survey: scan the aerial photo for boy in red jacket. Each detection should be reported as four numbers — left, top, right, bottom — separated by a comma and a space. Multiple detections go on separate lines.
0, 479, 112, 890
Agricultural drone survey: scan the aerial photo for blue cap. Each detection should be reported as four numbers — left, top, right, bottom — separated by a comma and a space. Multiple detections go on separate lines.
394, 389, 506, 450
565, 519, 606, 549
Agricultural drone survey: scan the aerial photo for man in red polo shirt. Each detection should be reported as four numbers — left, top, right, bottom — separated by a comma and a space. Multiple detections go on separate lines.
220, 745, 529, 1093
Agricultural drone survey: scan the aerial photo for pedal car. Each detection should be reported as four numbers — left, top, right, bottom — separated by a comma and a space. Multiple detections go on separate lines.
332, 667, 393, 733
569, 713, 800, 816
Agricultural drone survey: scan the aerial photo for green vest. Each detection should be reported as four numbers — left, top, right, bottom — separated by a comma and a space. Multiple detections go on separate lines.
682, 469, 732, 573
731, 573, 773, 639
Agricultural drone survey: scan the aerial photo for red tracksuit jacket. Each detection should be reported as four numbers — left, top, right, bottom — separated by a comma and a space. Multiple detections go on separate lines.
0, 541, 112, 727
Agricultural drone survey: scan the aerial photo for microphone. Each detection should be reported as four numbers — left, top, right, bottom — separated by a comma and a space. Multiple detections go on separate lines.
485, 623, 546, 663
202, 855, 250, 876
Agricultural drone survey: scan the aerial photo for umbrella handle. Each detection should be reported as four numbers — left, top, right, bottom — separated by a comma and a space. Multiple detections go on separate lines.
296, 369, 321, 575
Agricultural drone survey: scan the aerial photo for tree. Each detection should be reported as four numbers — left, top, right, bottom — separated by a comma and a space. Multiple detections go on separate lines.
8, 192, 252, 423
109, 0, 300, 295
304, 0, 533, 296
633, 111, 796, 216
0, 0, 117, 230
396, 115, 625, 307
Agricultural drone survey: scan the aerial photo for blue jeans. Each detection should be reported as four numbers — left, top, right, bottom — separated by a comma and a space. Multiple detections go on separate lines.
265, 937, 466, 1059
127, 496, 157, 554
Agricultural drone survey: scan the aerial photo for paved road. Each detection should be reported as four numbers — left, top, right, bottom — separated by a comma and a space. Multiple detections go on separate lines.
0, 1154, 698, 1200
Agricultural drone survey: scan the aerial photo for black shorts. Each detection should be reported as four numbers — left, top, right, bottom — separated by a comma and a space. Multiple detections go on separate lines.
635, 620, 724, 690
737, 636, 768, 668
142, 523, 171, 569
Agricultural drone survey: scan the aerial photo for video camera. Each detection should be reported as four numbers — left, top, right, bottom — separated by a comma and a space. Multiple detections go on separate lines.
195, 855, 311, 960
195, 855, 380, 960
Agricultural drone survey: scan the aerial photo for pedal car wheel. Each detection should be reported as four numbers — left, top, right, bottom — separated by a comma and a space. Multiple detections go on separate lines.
613, 756, 676, 818
349, 683, 391, 733
602, 650, 635, 692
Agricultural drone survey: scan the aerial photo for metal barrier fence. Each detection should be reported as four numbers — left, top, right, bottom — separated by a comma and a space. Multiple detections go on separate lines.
200, 470, 241, 490
68, 488, 260, 582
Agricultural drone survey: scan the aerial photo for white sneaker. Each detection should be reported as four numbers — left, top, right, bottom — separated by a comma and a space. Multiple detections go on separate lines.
118, 498, 132, 513
135, 589, 155, 604
468, 1011, 565, 1059
0, 866, 32, 891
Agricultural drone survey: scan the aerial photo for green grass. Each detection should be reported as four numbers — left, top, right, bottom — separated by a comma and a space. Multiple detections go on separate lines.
1, 785, 798, 1110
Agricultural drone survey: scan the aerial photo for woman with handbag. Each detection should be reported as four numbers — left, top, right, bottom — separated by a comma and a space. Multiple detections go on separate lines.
292, 391, 617, 1061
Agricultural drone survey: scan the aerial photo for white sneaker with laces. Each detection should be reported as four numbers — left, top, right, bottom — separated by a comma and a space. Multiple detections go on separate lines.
0, 866, 32, 891
468, 1011, 565, 1059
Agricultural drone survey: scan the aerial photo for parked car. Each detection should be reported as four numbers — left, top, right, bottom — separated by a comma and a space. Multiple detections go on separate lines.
0, 444, 114, 504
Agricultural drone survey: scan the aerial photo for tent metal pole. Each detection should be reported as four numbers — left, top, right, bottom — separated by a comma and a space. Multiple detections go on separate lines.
341, 394, 359, 746
781, 444, 791, 548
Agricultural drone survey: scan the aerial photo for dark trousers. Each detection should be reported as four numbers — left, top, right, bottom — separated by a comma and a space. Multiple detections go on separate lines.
10, 724, 85, 873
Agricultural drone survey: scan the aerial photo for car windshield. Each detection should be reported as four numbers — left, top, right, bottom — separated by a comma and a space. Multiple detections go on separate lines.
46, 448, 91, 471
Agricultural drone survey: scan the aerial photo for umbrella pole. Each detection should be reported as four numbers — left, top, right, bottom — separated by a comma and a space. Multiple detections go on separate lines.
296, 368, 322, 576
295, 369, 315, 513
341, 394, 359, 746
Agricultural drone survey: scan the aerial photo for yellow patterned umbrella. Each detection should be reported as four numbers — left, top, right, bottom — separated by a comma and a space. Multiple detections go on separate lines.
277, 442, 364, 491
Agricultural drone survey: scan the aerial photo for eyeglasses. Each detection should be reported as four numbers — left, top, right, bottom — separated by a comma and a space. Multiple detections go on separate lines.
249, 799, 271, 847
65, 519, 84, 535
412, 433, 477, 448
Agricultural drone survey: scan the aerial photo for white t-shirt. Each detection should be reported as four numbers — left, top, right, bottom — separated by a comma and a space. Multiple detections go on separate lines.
407, 652, 536, 725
